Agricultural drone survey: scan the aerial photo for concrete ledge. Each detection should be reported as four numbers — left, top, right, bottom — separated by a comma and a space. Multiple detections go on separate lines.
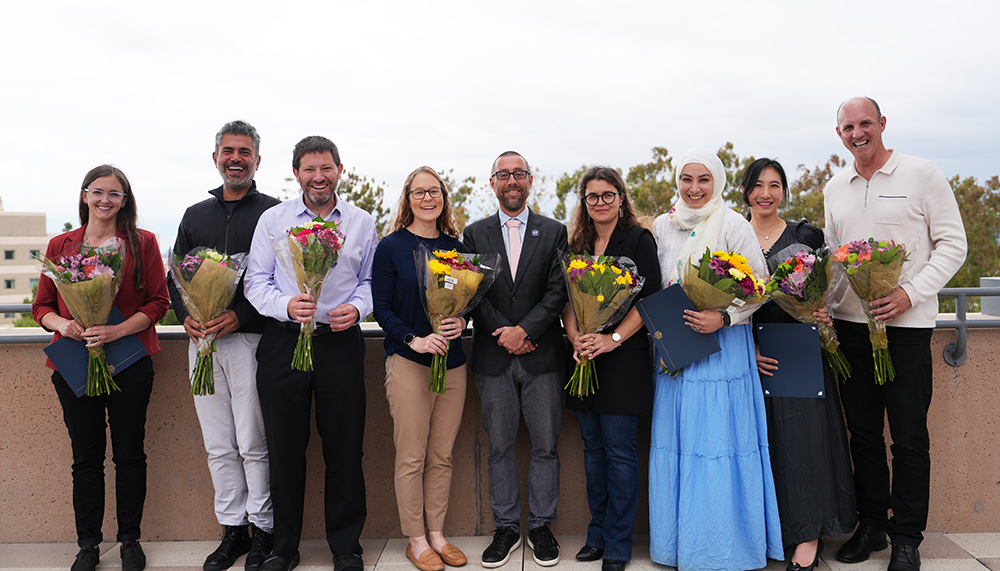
1, 328, 998, 543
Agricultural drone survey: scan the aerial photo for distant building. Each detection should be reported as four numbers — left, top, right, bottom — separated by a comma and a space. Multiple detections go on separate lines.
0, 196, 54, 324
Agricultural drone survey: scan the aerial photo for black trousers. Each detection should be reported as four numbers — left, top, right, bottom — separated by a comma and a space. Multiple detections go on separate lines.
256, 321, 367, 558
835, 319, 933, 547
51, 355, 154, 547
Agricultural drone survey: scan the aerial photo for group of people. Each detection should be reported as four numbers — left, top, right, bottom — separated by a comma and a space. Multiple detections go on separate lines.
33, 95, 967, 571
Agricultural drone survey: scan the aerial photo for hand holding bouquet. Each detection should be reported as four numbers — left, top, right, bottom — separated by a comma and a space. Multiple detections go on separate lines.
276, 216, 346, 371
765, 248, 851, 379
415, 246, 501, 394
835, 238, 909, 384
36, 238, 125, 396
683, 247, 767, 313
169, 248, 248, 395
562, 253, 645, 398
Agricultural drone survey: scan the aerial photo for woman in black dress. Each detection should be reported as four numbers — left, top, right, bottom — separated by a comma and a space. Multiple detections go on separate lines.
561, 166, 660, 571
742, 158, 857, 571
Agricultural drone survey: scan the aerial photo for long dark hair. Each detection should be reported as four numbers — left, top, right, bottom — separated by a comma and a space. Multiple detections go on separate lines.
390, 166, 460, 238
79, 165, 145, 290
740, 157, 789, 221
568, 166, 639, 253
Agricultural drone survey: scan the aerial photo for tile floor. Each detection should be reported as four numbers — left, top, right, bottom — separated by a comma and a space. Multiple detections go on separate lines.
4, 532, 1000, 571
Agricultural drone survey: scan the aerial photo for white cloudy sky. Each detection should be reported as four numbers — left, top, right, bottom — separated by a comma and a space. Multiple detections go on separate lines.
3, 0, 999, 250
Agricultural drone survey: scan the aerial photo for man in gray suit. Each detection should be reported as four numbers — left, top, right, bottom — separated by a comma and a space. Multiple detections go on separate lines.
463, 151, 569, 568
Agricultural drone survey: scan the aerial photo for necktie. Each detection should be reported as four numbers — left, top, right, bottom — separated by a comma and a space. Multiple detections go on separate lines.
506, 219, 522, 280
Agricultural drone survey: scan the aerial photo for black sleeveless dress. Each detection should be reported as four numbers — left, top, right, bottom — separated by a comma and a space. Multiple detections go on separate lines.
756, 220, 858, 546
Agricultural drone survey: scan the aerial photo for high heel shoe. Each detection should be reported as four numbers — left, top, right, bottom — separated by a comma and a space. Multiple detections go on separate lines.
786, 539, 823, 571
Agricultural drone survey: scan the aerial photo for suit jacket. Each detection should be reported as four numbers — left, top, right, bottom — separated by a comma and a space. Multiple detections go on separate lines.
463, 209, 569, 376
565, 223, 661, 414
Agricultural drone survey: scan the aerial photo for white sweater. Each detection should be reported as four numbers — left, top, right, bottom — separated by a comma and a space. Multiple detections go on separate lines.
823, 150, 967, 328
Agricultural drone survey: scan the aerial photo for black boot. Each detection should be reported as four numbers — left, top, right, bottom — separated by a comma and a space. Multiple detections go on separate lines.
204, 525, 251, 571
245, 524, 274, 571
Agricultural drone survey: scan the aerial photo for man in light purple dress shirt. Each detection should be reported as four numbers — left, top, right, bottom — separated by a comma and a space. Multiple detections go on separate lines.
245, 136, 378, 571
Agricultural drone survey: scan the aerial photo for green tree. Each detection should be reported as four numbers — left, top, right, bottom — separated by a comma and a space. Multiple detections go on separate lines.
782, 155, 846, 227
626, 147, 675, 218
942, 174, 1000, 312
439, 169, 487, 234
13, 284, 39, 327
553, 166, 588, 223
62, 222, 73, 232
716, 141, 756, 208
338, 170, 391, 237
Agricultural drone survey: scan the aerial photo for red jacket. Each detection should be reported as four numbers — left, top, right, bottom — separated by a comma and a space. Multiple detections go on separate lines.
32, 225, 170, 369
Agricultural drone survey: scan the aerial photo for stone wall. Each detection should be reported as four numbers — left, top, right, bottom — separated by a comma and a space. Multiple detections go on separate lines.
0, 327, 997, 543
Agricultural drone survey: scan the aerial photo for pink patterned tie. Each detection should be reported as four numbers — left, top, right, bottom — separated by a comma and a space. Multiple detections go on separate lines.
506, 218, 522, 280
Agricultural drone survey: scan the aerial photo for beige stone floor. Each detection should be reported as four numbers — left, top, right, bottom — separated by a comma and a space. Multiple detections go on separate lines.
4, 532, 1000, 571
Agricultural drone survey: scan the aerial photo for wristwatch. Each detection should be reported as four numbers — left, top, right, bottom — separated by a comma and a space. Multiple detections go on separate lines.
611, 331, 622, 343
718, 310, 732, 328
403, 333, 416, 346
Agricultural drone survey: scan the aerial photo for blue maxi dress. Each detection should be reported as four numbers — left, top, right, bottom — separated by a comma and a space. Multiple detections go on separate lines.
649, 323, 784, 571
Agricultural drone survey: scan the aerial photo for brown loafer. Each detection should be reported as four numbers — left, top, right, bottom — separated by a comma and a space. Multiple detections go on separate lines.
434, 543, 468, 567
407, 545, 445, 571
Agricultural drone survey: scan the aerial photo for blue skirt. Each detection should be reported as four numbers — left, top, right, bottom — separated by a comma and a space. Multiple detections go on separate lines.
649, 324, 783, 571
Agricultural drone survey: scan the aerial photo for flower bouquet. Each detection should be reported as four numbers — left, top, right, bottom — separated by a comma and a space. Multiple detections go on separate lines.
36, 238, 125, 396
834, 238, 909, 384
274, 216, 346, 371
415, 246, 501, 394
682, 247, 768, 314
169, 248, 248, 395
562, 253, 645, 398
765, 248, 852, 379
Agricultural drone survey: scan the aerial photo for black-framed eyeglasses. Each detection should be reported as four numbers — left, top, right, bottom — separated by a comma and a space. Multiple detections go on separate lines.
409, 187, 443, 200
584, 192, 620, 206
491, 170, 530, 181
83, 188, 128, 203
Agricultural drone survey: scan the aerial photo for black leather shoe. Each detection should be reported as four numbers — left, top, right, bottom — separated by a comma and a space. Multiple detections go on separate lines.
482, 527, 522, 568
204, 525, 251, 571
121, 540, 147, 571
836, 522, 888, 563
71, 546, 100, 571
527, 525, 560, 567
245, 525, 274, 571
888, 544, 921, 571
602, 559, 627, 571
260, 553, 300, 571
576, 545, 604, 562
334, 552, 364, 571
787, 539, 823, 571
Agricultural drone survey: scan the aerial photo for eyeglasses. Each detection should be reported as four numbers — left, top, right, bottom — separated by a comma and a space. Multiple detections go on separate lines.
84, 188, 127, 203
491, 170, 530, 181
584, 192, 620, 206
410, 187, 443, 200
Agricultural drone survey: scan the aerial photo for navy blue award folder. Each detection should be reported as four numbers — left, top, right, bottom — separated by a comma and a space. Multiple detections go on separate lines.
44, 306, 149, 398
755, 322, 825, 398
635, 283, 721, 373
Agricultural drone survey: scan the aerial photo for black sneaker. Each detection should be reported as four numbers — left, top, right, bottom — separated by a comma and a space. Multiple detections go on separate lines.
204, 525, 251, 571
246, 524, 274, 571
526, 525, 559, 566
482, 527, 521, 568
121, 540, 147, 571
71, 546, 100, 571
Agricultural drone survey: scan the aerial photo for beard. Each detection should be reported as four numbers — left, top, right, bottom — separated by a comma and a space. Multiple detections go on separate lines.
497, 182, 529, 213
303, 186, 336, 209
217, 160, 255, 191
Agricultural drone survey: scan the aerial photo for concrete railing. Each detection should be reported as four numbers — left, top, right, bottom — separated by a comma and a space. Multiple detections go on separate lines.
2, 325, 1000, 543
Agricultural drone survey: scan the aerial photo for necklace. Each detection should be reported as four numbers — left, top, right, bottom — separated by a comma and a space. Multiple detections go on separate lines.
753, 218, 783, 241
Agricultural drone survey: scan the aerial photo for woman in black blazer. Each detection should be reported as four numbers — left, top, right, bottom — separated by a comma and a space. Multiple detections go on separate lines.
562, 166, 660, 571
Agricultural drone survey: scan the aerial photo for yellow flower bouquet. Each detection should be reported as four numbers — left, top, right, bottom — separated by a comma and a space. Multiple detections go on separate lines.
415, 246, 501, 394
562, 252, 645, 398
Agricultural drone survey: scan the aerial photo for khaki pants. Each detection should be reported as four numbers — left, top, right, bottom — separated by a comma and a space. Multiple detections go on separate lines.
385, 354, 467, 537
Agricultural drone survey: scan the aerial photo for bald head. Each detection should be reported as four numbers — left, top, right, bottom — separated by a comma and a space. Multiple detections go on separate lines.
837, 96, 881, 126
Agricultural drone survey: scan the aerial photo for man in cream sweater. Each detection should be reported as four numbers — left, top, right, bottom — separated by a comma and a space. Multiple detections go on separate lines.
824, 96, 967, 571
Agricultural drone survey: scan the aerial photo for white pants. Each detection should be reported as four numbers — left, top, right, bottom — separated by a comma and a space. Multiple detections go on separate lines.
191, 332, 272, 531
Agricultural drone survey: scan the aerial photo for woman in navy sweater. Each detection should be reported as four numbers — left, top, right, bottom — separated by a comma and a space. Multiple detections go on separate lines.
372, 167, 469, 571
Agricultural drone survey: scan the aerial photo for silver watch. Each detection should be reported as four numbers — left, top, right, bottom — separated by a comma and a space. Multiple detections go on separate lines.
611, 331, 622, 343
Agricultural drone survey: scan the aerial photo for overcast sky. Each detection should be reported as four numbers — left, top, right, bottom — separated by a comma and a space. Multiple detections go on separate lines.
3, 0, 998, 250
